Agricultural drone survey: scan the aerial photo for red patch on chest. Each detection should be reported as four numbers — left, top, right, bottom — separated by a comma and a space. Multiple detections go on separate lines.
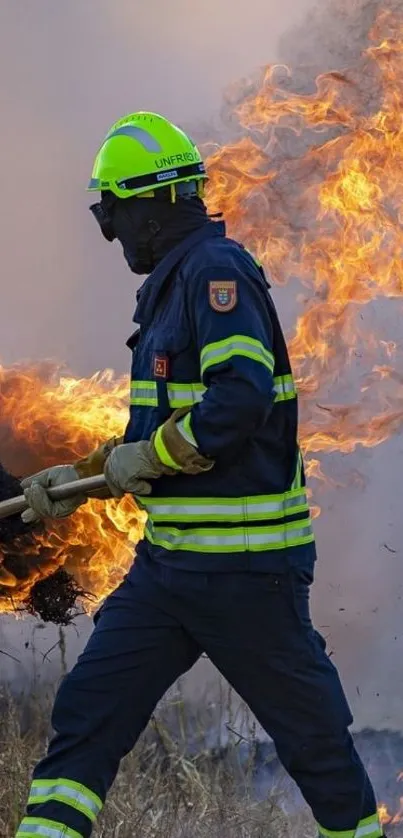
153, 354, 169, 379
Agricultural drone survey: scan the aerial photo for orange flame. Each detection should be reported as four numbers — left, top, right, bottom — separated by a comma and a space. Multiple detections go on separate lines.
205, 10, 403, 467
380, 799, 403, 826
0, 365, 146, 605
379, 771, 403, 825
2, 10, 403, 620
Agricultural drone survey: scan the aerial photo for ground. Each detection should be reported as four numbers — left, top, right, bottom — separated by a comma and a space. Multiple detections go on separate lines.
0, 687, 316, 838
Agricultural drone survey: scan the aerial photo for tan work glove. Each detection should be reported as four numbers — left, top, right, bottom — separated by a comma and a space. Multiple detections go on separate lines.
153, 408, 214, 476
104, 410, 214, 498
21, 465, 86, 523
21, 435, 125, 522
74, 435, 124, 498
104, 441, 168, 498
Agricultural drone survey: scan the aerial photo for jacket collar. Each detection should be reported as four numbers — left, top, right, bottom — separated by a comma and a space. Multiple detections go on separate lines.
133, 220, 226, 325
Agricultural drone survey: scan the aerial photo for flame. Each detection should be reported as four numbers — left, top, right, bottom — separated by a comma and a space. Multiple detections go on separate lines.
379, 798, 403, 826
2, 10, 403, 620
379, 770, 403, 825
205, 9, 403, 465
0, 364, 146, 605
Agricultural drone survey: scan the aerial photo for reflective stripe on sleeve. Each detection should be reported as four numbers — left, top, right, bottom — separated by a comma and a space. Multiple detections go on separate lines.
130, 381, 205, 408
129, 376, 296, 408
200, 335, 275, 377
130, 380, 158, 407
273, 374, 297, 402
167, 382, 205, 408
291, 449, 303, 491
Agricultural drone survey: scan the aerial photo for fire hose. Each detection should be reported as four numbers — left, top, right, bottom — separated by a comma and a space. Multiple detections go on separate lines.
0, 474, 108, 520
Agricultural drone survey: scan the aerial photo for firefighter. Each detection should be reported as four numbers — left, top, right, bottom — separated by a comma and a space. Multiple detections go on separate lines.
16, 112, 384, 838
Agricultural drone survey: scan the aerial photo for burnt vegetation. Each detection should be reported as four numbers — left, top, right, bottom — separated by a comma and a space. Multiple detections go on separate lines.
1, 686, 403, 837
0, 463, 89, 624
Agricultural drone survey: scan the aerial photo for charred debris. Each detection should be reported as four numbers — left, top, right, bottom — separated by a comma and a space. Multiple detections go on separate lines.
0, 462, 90, 624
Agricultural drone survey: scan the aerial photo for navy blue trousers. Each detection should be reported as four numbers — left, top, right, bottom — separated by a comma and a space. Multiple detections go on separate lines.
25, 553, 379, 837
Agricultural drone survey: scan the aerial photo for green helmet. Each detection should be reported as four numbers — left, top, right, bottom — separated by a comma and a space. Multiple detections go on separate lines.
88, 111, 207, 200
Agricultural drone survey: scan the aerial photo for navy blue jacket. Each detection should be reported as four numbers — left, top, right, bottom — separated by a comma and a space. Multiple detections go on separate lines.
125, 220, 316, 572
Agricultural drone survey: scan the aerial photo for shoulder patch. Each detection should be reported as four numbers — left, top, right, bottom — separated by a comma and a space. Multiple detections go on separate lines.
208, 280, 237, 313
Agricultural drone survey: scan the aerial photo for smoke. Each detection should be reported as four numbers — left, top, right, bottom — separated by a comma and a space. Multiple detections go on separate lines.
1, 0, 403, 737
174, 0, 403, 730
275, 0, 403, 729
278, 0, 402, 72
0, 0, 313, 375
0, 0, 315, 681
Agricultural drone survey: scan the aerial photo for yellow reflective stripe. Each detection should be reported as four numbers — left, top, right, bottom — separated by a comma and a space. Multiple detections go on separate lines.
130, 381, 158, 407
176, 413, 198, 448
130, 381, 205, 408
154, 425, 182, 471
200, 335, 274, 377
167, 383, 204, 392
273, 374, 297, 402
17, 818, 83, 838
129, 374, 296, 407
129, 375, 296, 408
29, 779, 102, 823
145, 518, 314, 553
244, 247, 263, 268
167, 382, 205, 408
317, 812, 382, 838
291, 449, 303, 491
138, 489, 309, 523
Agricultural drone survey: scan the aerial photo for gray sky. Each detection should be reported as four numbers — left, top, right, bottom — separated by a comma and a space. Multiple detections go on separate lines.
0, 0, 314, 374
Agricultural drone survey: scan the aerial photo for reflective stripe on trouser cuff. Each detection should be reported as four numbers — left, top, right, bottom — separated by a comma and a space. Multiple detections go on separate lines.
274, 374, 297, 402
317, 812, 382, 838
154, 425, 182, 470
176, 413, 198, 448
28, 778, 102, 823
138, 489, 309, 523
17, 817, 83, 838
130, 381, 205, 408
145, 519, 314, 553
200, 335, 274, 377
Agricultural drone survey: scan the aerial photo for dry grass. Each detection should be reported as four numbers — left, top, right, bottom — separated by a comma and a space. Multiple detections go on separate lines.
0, 687, 316, 838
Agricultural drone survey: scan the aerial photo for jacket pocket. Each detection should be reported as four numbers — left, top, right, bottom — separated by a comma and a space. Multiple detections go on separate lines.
153, 325, 199, 382
153, 325, 191, 356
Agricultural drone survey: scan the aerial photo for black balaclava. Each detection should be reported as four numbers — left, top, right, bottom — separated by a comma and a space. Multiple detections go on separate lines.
102, 190, 209, 275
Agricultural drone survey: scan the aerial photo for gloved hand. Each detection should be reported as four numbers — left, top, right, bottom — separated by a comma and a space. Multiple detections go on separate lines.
153, 409, 214, 476
21, 435, 126, 522
74, 435, 124, 499
104, 441, 165, 498
104, 411, 214, 498
21, 465, 86, 523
